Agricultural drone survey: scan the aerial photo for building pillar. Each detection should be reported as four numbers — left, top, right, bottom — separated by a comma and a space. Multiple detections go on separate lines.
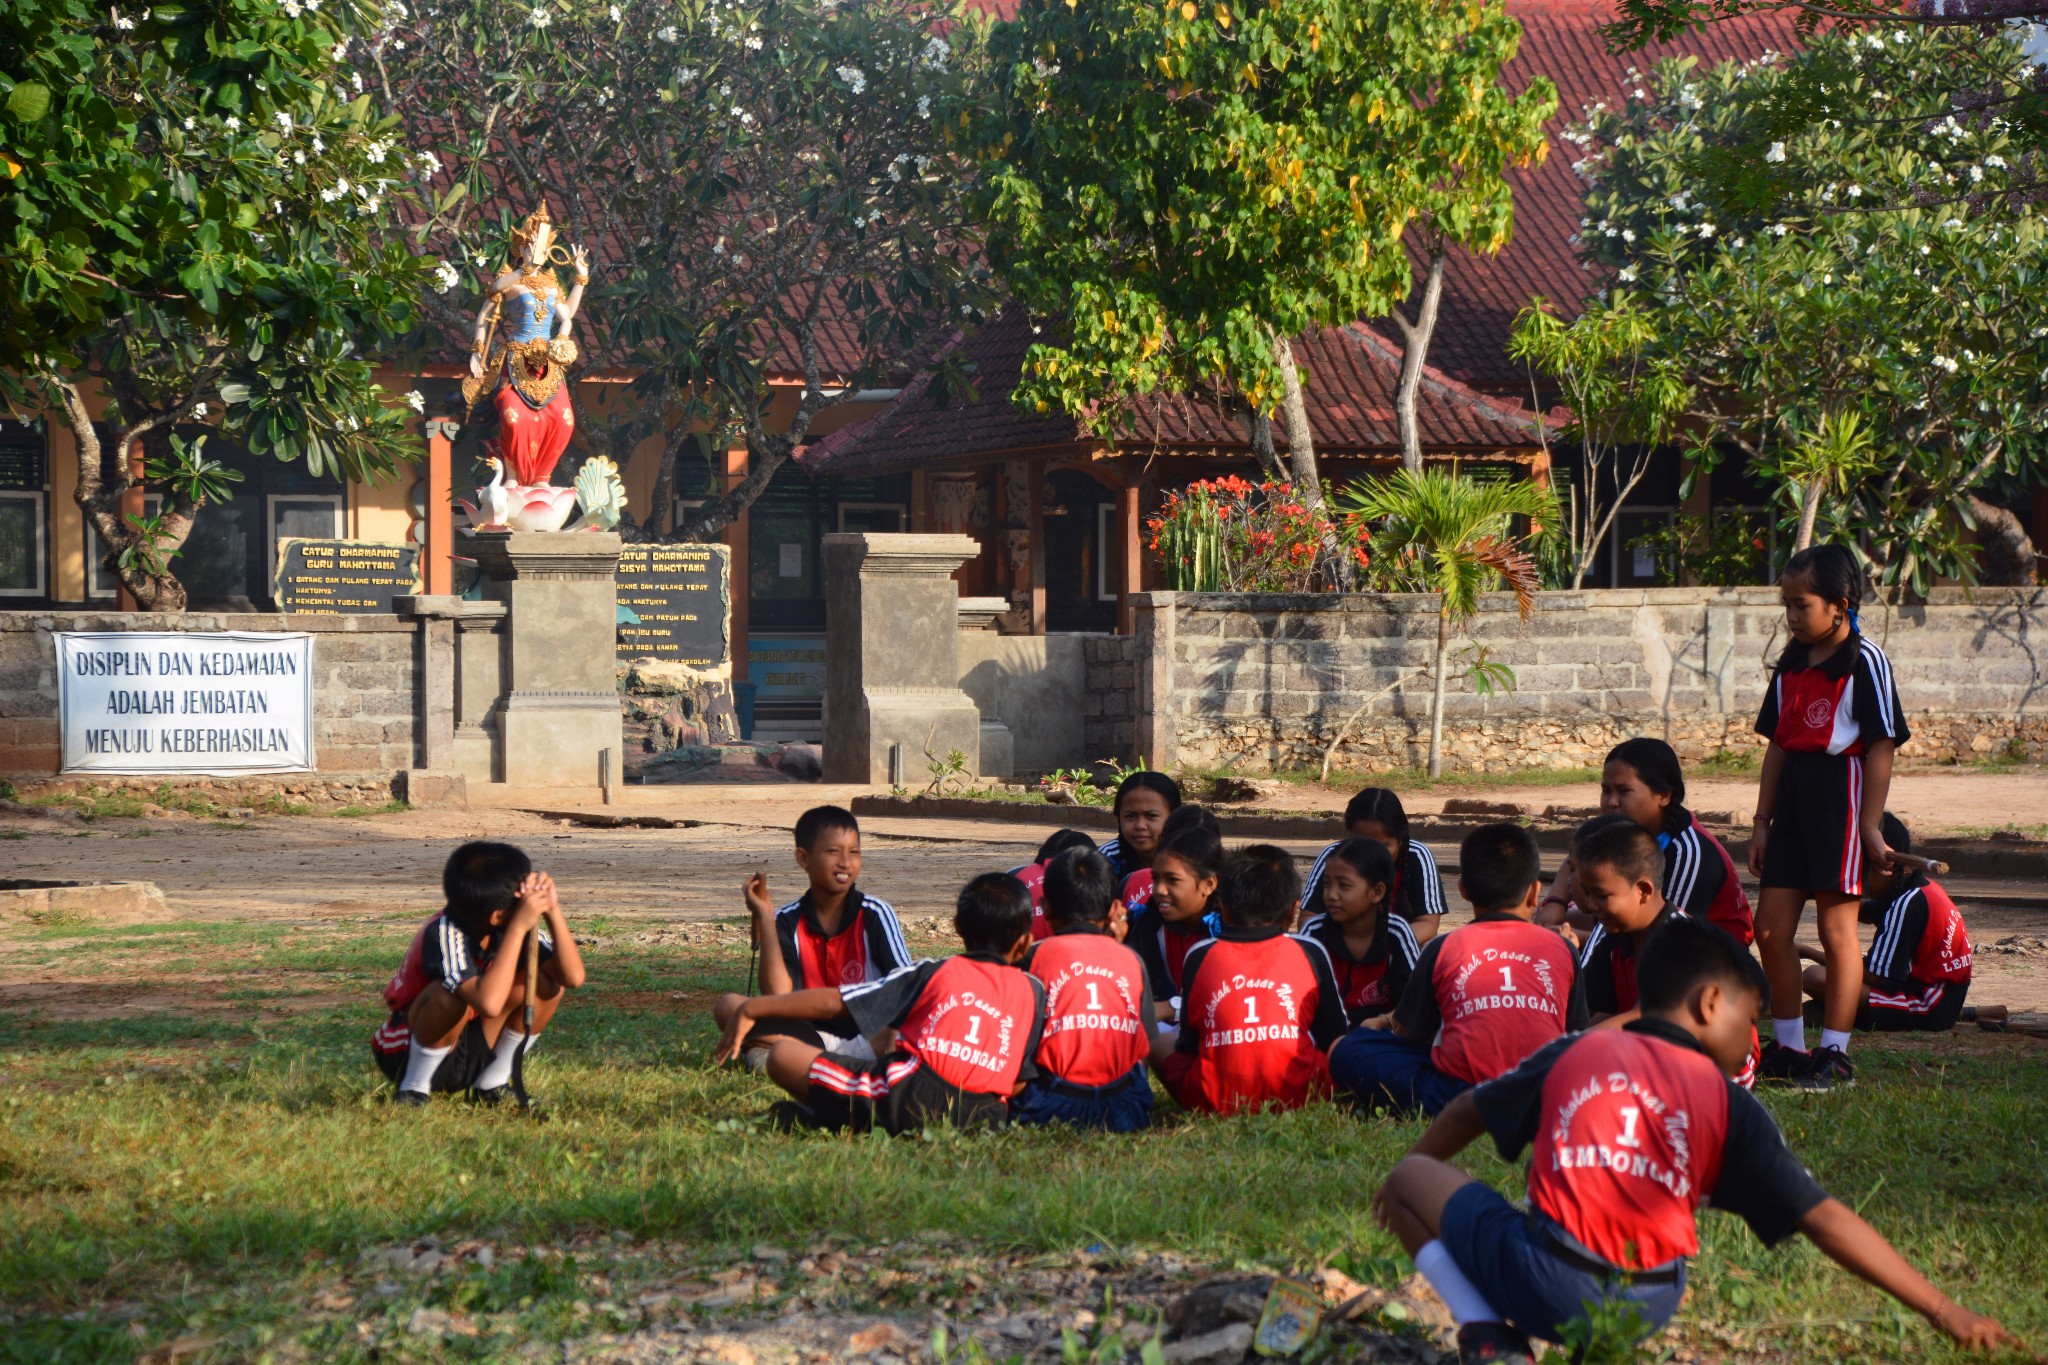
1028, 460, 1048, 635
466, 530, 624, 790
423, 418, 459, 595
724, 445, 750, 682
1115, 477, 1142, 636
820, 532, 983, 783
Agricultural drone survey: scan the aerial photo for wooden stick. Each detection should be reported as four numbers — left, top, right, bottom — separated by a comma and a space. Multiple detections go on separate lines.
1890, 851, 1950, 876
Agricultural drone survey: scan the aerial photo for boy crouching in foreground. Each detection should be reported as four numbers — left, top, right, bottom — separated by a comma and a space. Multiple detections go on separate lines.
717, 873, 1048, 1134
373, 841, 586, 1107
1372, 916, 2011, 1364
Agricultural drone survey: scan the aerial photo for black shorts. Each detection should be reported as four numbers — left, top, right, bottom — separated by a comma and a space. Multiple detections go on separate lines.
805, 1052, 1007, 1135
372, 1015, 493, 1092
1862, 979, 1968, 1032
1761, 751, 1868, 897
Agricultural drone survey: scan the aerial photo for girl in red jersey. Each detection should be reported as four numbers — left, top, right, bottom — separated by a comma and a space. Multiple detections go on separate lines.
1750, 545, 1909, 1092
1119, 803, 1220, 930
1127, 825, 1225, 1028
1538, 739, 1753, 946
1299, 837, 1420, 1027
1098, 770, 1180, 881
1298, 788, 1447, 940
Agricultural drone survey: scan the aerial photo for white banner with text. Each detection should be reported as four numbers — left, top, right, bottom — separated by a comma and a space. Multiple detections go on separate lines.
56, 632, 316, 775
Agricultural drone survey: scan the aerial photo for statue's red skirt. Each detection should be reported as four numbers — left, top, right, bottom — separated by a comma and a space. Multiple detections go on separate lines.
494, 378, 575, 486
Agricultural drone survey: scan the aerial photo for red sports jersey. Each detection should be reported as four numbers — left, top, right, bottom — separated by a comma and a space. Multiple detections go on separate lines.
1526, 1027, 1730, 1269
1027, 932, 1152, 1086
1122, 869, 1154, 914
1905, 882, 1972, 984
1757, 636, 1907, 757
382, 914, 440, 1011
1175, 929, 1348, 1115
1012, 862, 1053, 941
895, 956, 1043, 1095
1428, 919, 1581, 1085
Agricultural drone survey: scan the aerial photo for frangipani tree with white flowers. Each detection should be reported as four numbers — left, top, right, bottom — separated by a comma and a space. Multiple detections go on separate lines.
1, 0, 439, 609
376, 0, 993, 540
1565, 25, 2048, 590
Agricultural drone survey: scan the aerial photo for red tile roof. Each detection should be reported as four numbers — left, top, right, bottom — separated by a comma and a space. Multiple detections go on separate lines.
1383, 0, 1801, 388
800, 306, 1558, 477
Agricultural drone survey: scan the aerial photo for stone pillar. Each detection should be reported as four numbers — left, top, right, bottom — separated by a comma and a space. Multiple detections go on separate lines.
467, 531, 624, 789
1134, 591, 1177, 769
822, 533, 983, 784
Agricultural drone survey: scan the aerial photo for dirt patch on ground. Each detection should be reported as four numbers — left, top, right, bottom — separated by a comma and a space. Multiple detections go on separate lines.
0, 978, 357, 1021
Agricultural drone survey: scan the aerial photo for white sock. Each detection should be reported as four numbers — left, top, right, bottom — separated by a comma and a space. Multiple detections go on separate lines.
1773, 1017, 1808, 1051
400, 1040, 454, 1094
473, 1030, 533, 1091
1819, 1028, 1851, 1054
1414, 1240, 1502, 1326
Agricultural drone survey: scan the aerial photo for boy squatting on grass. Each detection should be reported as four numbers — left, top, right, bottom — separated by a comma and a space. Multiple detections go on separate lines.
711, 805, 912, 1067
1373, 915, 2013, 1365
373, 841, 586, 1107
715, 872, 1048, 1135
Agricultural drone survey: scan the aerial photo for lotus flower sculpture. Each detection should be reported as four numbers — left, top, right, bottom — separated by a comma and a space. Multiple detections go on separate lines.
508, 481, 580, 531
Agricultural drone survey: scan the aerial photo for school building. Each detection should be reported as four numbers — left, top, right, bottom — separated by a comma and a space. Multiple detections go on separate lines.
6, 0, 2039, 747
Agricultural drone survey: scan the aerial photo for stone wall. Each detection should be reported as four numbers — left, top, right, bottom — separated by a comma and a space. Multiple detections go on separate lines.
956, 632, 1100, 775
0, 612, 419, 775
1134, 587, 2048, 774
1082, 634, 1142, 763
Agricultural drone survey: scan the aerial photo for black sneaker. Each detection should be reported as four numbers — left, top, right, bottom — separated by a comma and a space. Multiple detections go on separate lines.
393, 1089, 431, 1108
471, 1085, 508, 1106
1456, 1322, 1535, 1365
1756, 1041, 1812, 1086
1797, 1045, 1855, 1091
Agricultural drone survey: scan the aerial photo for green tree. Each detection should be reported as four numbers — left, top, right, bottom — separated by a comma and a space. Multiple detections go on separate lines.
981, 0, 1554, 548
376, 0, 992, 541
1508, 293, 1687, 589
1566, 28, 2048, 590
1337, 467, 1552, 777
2, 0, 434, 608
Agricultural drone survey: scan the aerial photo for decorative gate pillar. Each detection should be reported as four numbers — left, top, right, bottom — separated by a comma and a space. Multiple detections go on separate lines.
822, 533, 982, 784
468, 530, 624, 788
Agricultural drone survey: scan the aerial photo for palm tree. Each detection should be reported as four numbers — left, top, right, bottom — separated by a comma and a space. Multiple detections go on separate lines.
1338, 468, 1555, 777
1781, 408, 1876, 554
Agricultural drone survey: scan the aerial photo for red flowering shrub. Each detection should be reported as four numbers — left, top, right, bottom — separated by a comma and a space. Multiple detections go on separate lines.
1147, 476, 1365, 592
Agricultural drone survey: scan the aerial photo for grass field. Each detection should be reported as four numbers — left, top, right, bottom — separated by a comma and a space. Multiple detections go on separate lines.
2, 912, 2044, 1364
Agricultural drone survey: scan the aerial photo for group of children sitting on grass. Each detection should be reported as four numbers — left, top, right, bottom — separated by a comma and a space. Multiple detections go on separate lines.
366, 543, 2012, 1361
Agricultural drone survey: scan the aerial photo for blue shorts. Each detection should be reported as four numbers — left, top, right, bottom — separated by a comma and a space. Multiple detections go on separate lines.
1328, 1029, 1468, 1117
1009, 1064, 1154, 1132
1439, 1183, 1686, 1344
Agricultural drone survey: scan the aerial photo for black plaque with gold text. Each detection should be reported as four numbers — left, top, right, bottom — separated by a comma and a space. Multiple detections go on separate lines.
616, 543, 730, 666
273, 539, 421, 614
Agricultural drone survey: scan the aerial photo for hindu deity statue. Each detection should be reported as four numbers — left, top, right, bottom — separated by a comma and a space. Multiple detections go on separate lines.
463, 203, 590, 492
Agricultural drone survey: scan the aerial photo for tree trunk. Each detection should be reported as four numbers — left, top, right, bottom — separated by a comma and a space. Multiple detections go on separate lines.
49, 377, 191, 609
1247, 409, 1284, 483
1271, 333, 1355, 589
1969, 494, 2039, 586
1795, 479, 1824, 553
1392, 237, 1447, 474
678, 437, 787, 542
1428, 606, 1451, 778
644, 435, 682, 540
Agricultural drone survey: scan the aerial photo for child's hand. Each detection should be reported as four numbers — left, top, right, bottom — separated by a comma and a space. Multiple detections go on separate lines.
1932, 1302, 2014, 1351
1109, 899, 1129, 943
1360, 1013, 1396, 1032
714, 1001, 757, 1063
743, 872, 774, 920
1861, 822, 1894, 875
512, 873, 547, 925
1747, 820, 1770, 878
529, 872, 560, 919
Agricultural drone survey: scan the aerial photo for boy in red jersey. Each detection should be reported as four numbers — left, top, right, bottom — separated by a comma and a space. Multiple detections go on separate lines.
1373, 917, 2012, 1365
1154, 844, 1348, 1115
1011, 848, 1156, 1131
716, 872, 1046, 1134
1329, 823, 1587, 1117
1801, 813, 1974, 1033
372, 842, 587, 1108
711, 805, 911, 1065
